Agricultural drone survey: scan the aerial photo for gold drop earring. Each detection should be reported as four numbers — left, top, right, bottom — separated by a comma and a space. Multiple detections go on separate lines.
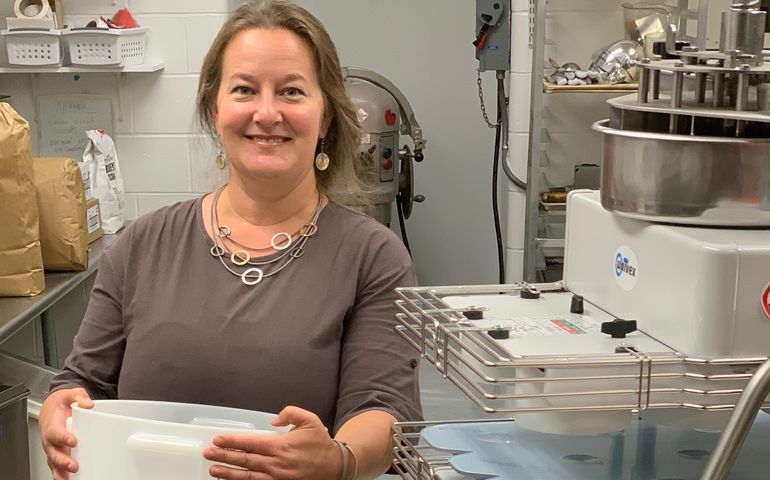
315, 138, 330, 171
215, 138, 227, 169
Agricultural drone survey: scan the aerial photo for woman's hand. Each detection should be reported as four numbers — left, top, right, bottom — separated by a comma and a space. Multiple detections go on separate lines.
204, 406, 343, 480
39, 387, 93, 480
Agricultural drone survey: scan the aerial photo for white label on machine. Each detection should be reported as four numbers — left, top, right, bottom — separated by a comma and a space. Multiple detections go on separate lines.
487, 315, 598, 337
763, 283, 770, 319
613, 246, 638, 291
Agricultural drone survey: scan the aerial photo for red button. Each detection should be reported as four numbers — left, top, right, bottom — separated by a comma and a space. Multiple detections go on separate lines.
383, 158, 393, 170
385, 109, 397, 126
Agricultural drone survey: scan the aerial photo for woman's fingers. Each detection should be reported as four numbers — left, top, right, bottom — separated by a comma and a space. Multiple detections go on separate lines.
47, 448, 78, 473
212, 433, 280, 455
271, 405, 322, 429
70, 387, 93, 408
40, 388, 91, 480
205, 447, 271, 471
46, 427, 74, 447
206, 408, 333, 479
209, 463, 272, 480
205, 435, 293, 478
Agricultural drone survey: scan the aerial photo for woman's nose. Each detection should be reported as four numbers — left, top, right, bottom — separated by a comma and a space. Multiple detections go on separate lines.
253, 95, 281, 125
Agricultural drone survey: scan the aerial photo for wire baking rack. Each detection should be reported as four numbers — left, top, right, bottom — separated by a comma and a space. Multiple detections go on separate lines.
390, 282, 770, 478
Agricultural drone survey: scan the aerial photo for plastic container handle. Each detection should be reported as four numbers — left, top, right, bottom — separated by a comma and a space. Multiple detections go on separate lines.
189, 417, 256, 430
127, 434, 204, 455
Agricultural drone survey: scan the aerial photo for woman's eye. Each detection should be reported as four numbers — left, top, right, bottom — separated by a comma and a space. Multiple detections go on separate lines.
233, 86, 252, 95
284, 87, 303, 97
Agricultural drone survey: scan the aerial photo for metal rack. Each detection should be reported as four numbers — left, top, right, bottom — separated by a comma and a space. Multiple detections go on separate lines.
391, 283, 770, 479
392, 419, 508, 480
523, 0, 553, 282
522, 0, 714, 282
394, 283, 769, 415
523, 0, 616, 283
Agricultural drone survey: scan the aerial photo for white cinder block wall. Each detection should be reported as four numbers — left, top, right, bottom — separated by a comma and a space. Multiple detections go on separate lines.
1, 0, 514, 286
0, 0, 231, 222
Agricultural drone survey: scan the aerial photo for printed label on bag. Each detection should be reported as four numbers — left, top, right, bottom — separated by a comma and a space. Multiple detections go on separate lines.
104, 155, 116, 181
87, 205, 100, 233
80, 165, 91, 199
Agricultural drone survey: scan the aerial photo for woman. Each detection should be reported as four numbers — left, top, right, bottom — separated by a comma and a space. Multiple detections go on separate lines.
39, 1, 422, 479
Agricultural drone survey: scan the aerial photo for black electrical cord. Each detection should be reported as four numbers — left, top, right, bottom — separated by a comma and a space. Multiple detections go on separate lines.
492, 73, 505, 284
396, 195, 412, 258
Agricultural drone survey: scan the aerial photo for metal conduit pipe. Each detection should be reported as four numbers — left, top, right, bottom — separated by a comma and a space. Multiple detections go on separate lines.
731, 0, 760, 8
701, 358, 770, 479
501, 75, 526, 190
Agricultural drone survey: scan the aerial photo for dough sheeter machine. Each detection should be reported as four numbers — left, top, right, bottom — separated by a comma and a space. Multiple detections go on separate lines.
390, 2, 770, 479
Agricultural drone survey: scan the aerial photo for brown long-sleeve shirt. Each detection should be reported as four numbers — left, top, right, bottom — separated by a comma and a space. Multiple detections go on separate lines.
50, 197, 422, 433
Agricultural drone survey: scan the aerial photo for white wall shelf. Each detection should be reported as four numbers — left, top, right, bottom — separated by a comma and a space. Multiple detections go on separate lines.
0, 61, 165, 74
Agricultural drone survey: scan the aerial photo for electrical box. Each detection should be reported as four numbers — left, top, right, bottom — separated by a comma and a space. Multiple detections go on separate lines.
475, 0, 511, 71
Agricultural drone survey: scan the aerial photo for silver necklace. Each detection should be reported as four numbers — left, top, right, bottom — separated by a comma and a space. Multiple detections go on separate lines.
208, 186, 322, 285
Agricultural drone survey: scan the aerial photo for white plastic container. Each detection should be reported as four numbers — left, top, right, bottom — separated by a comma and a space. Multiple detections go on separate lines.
2, 29, 63, 66
63, 27, 147, 66
68, 400, 288, 480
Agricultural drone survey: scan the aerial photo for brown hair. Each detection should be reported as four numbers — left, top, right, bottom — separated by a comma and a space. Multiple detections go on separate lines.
195, 0, 364, 201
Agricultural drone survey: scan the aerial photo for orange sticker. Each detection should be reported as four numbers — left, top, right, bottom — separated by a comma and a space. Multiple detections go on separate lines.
763, 283, 770, 319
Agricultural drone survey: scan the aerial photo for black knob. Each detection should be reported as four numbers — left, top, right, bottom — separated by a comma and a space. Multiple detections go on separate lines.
414, 150, 424, 162
570, 294, 584, 314
601, 319, 637, 339
487, 327, 509, 340
383, 148, 393, 159
462, 308, 484, 320
520, 287, 540, 299
413, 195, 425, 203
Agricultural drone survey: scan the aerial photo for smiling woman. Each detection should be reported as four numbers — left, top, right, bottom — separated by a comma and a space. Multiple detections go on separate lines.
214, 28, 329, 194
37, 2, 422, 480
197, 0, 363, 200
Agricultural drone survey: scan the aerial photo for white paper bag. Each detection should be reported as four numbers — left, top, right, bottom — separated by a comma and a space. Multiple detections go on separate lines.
82, 129, 125, 234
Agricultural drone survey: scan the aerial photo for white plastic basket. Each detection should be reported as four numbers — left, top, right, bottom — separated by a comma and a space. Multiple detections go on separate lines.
64, 27, 147, 66
2, 29, 62, 66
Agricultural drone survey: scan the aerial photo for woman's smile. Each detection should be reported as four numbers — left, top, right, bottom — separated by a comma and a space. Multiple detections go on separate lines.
244, 134, 291, 146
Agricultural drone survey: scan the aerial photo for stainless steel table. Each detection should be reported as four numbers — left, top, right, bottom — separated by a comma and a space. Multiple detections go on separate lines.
0, 234, 117, 367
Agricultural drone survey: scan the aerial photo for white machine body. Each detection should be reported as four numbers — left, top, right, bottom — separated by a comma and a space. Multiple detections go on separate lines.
564, 190, 770, 359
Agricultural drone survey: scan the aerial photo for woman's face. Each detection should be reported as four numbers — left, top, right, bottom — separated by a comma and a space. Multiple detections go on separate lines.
213, 28, 328, 187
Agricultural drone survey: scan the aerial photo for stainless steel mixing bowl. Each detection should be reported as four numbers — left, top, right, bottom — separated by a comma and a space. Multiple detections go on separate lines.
593, 119, 770, 226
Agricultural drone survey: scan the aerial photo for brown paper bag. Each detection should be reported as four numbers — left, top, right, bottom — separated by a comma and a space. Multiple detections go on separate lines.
0, 103, 44, 296
32, 157, 88, 271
